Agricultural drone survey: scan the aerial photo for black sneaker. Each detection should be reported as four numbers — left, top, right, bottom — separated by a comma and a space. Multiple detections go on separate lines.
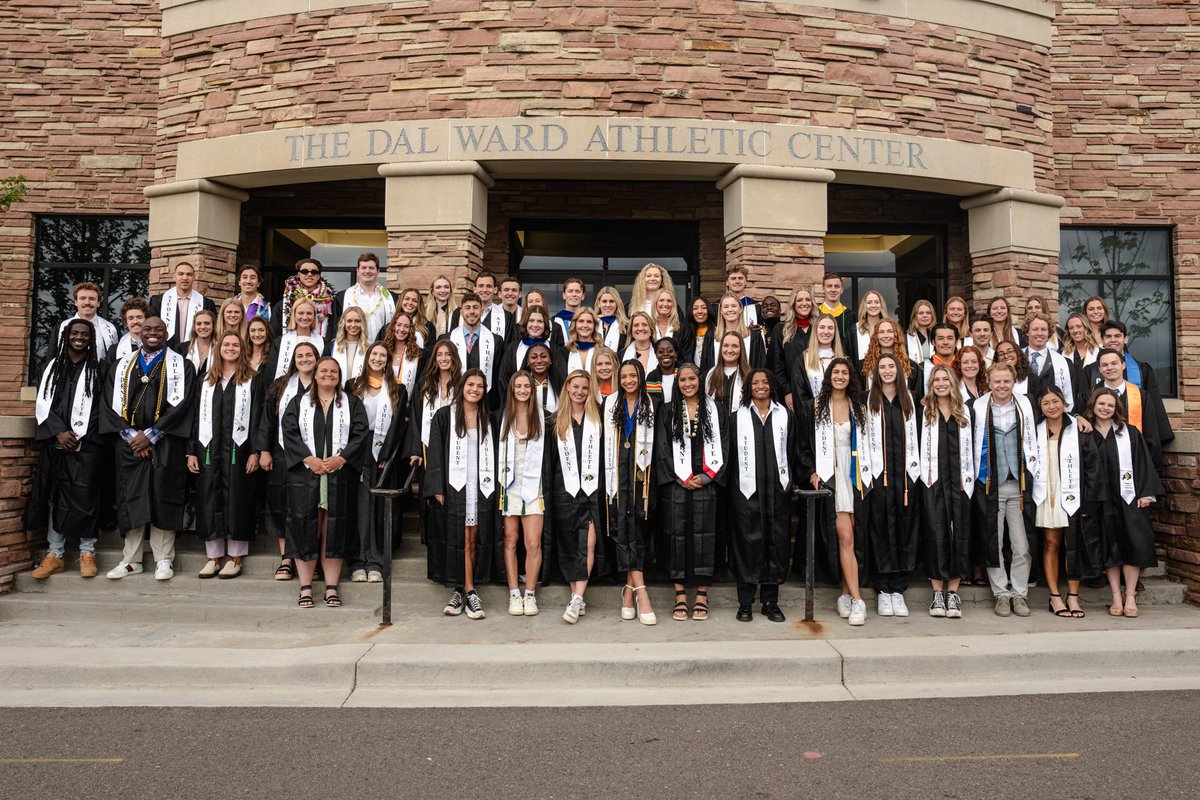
464, 591, 486, 620
929, 591, 947, 618
443, 590, 464, 616
946, 591, 963, 619
736, 603, 753, 622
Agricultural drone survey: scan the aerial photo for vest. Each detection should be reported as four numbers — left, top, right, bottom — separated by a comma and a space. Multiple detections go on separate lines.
993, 419, 1021, 482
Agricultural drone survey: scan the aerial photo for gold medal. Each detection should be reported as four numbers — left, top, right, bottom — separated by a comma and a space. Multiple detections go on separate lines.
624, 441, 631, 450
141, 375, 150, 384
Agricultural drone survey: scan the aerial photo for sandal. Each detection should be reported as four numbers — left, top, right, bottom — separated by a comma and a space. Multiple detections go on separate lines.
1108, 598, 1124, 617
274, 560, 295, 581
297, 584, 314, 609
672, 590, 689, 621
1048, 592, 1071, 618
324, 585, 342, 608
692, 589, 709, 621
1122, 591, 1138, 618
1067, 592, 1086, 618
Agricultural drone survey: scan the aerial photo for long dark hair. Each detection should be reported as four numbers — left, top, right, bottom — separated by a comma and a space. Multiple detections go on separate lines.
867, 353, 915, 419
739, 367, 778, 407
44, 319, 99, 401
266, 341, 322, 406
501, 370, 543, 441
453, 368, 491, 438
349, 341, 401, 411
995, 339, 1030, 381
669, 362, 713, 445
421, 340, 461, 404
815, 357, 866, 425
611, 359, 653, 428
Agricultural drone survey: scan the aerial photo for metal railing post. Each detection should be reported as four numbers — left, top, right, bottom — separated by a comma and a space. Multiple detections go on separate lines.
796, 487, 831, 622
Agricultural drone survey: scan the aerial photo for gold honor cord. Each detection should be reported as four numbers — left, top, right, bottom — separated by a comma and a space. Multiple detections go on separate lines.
123, 355, 168, 428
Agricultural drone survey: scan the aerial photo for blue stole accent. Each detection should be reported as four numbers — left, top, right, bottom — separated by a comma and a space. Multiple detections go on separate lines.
138, 349, 164, 375
521, 336, 547, 348
1124, 353, 1143, 389
554, 309, 574, 334
978, 408, 991, 484
849, 409, 864, 495
577, 341, 596, 351
740, 296, 754, 307
600, 315, 617, 327
623, 400, 638, 439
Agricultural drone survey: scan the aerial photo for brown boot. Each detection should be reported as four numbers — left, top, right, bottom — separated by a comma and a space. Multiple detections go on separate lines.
30, 552, 64, 579
79, 552, 97, 578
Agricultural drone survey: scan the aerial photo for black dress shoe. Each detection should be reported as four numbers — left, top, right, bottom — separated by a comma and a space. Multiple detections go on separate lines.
736, 603, 753, 622
762, 603, 786, 623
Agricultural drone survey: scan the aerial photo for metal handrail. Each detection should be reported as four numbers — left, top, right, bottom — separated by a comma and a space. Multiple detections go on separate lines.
368, 460, 418, 626
795, 486, 832, 622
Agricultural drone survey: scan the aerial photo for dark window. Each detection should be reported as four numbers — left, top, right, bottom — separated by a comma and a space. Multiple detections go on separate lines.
1059, 227, 1176, 396
511, 219, 697, 316
30, 216, 150, 380
824, 227, 946, 323
262, 220, 387, 300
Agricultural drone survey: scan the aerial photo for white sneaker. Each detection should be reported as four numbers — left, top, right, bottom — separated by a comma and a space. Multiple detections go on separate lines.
366, 570, 383, 583
350, 569, 367, 583
562, 594, 584, 624
106, 560, 143, 580
508, 594, 525, 616
877, 592, 895, 617
578, 598, 586, 617
523, 593, 539, 616
891, 592, 909, 617
198, 559, 221, 579
836, 594, 852, 618
154, 560, 174, 581
848, 599, 866, 626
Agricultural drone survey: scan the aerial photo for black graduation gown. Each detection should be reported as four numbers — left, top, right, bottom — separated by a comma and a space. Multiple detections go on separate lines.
865, 397, 921, 578
1083, 357, 1174, 455
437, 328, 503, 403
404, 385, 451, 562
547, 418, 609, 582
653, 404, 728, 584
190, 373, 265, 542
603, 400, 659, 574
726, 407, 795, 587
971, 403, 1038, 570
1041, 421, 1106, 580
252, 379, 307, 541
451, 306, 516, 348
920, 415, 972, 581
771, 326, 811, 405
350, 385, 408, 572
1096, 425, 1164, 570
281, 393, 370, 561
795, 402, 872, 584
100, 352, 197, 532
24, 360, 109, 539
422, 405, 500, 587
496, 337, 552, 401
149, 292, 216, 349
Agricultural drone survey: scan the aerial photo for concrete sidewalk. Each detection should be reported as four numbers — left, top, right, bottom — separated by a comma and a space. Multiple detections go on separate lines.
1, 601, 1198, 708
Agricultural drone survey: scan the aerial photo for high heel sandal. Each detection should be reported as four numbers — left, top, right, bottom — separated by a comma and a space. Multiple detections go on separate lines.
692, 589, 709, 621
1048, 592, 1071, 618
672, 589, 689, 621
324, 585, 342, 608
297, 584, 314, 609
1067, 592, 1086, 618
620, 584, 637, 621
632, 585, 657, 626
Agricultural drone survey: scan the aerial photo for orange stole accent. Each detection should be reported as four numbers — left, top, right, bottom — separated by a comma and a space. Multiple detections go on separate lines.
1124, 382, 1144, 432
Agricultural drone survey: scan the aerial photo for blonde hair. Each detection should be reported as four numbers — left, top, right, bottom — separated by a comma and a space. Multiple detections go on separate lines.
627, 311, 655, 343
205, 332, 255, 387
216, 297, 248, 344
943, 295, 970, 339
713, 292, 750, 339
423, 275, 458, 330
286, 300, 317, 334
594, 286, 629, 331
399, 287, 432, 341
629, 263, 676, 317
781, 287, 817, 344
856, 289, 890, 335
1062, 312, 1100, 357
922, 365, 969, 428
566, 306, 602, 350
803, 313, 846, 373
334, 306, 370, 352
906, 299, 937, 335
553, 370, 602, 441
651, 288, 681, 333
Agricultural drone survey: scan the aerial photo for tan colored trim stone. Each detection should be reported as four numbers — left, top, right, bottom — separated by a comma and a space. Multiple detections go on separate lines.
718, 165, 835, 240
961, 188, 1065, 258
0, 415, 35, 439
383, 162, 492, 238
160, 0, 1053, 45
144, 179, 249, 249
1165, 428, 1200, 454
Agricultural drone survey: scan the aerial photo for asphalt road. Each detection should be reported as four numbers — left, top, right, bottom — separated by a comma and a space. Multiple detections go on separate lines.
2, 691, 1196, 799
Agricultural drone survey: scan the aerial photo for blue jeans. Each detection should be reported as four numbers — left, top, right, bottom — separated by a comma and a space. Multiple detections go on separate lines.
47, 516, 97, 558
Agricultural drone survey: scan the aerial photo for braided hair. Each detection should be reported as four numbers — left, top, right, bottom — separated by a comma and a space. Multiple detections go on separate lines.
611, 359, 654, 428
669, 362, 713, 445
44, 319, 99, 402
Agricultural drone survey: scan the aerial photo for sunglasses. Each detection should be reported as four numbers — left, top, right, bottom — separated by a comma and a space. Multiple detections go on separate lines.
298, 268, 321, 276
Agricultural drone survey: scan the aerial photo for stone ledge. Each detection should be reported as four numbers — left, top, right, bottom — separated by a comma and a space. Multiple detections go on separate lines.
0, 416, 35, 439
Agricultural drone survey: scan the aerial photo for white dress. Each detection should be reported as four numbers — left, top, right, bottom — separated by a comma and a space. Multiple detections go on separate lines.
833, 420, 855, 513
502, 437, 542, 518
1035, 435, 1069, 528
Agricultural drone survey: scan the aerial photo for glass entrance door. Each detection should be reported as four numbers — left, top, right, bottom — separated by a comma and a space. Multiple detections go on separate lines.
824, 228, 946, 324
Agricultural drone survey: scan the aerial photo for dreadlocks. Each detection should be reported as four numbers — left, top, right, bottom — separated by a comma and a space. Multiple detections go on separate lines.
43, 319, 99, 402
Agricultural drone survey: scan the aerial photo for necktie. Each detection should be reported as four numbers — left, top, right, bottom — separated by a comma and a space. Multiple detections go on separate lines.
467, 331, 477, 354
1030, 351, 1040, 373
177, 296, 189, 341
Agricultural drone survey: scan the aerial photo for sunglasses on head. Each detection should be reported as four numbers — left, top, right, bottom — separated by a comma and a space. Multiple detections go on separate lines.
298, 268, 321, 276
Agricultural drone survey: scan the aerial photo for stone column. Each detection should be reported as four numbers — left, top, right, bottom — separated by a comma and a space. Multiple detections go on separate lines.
960, 188, 1066, 311
144, 179, 248, 297
716, 165, 835, 299
380, 161, 493, 294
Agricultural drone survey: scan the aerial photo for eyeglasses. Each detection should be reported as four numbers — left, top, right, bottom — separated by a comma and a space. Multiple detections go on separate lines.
298, 268, 321, 276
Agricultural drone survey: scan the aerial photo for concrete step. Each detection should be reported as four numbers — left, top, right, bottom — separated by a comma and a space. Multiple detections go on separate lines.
0, 595, 378, 627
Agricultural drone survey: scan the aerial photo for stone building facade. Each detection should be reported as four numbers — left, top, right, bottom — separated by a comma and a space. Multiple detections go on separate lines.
1, 0, 1196, 598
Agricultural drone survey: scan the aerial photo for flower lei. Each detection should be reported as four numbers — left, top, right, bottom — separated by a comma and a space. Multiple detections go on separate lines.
282, 274, 335, 332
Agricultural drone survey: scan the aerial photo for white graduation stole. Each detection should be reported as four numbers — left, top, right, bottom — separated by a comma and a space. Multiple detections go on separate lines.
500, 418, 544, 505
706, 366, 742, 409
198, 378, 252, 447
814, 411, 873, 488
61, 316, 119, 354
661, 374, 675, 403
450, 327, 495, 388
736, 402, 789, 499
1013, 377, 1029, 398
672, 397, 724, 482
742, 300, 759, 328
868, 402, 920, 482
921, 413, 975, 498
806, 363, 824, 399
369, 389, 394, 461
298, 394, 350, 460
603, 321, 622, 350
558, 413, 601, 496
420, 386, 452, 447
971, 394, 1039, 486
654, 322, 675, 340
487, 304, 507, 339
394, 355, 420, 396
1034, 419, 1080, 513
160, 289, 203, 342
621, 343, 658, 374
1114, 425, 1136, 505
448, 404, 496, 498
333, 343, 366, 383
603, 394, 654, 500
568, 348, 596, 374
187, 345, 210, 376
277, 374, 302, 448
856, 328, 871, 360
35, 361, 94, 437
274, 332, 324, 379
111, 350, 187, 419
113, 333, 138, 361
533, 381, 558, 414
905, 332, 924, 365
1046, 349, 1076, 412
346, 284, 395, 341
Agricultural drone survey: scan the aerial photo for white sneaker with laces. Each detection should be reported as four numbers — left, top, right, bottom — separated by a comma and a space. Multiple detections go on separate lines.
508, 594, 525, 616
154, 559, 174, 581
837, 594, 852, 619
106, 560, 143, 580
562, 594, 584, 624
891, 592, 909, 617
848, 598, 867, 626
523, 593, 539, 616
877, 592, 894, 616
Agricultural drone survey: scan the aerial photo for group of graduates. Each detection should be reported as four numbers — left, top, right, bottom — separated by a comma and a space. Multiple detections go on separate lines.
25, 256, 1173, 626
